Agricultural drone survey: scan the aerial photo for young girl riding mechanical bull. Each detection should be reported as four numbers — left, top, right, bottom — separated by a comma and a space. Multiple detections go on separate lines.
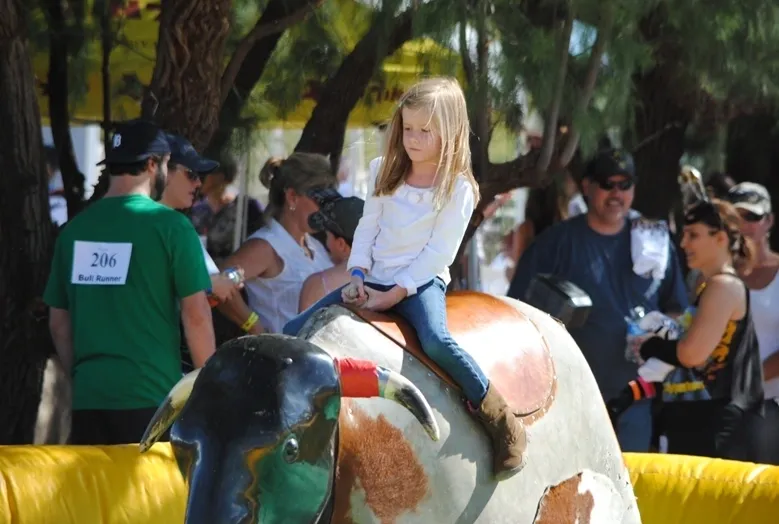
283, 77, 526, 481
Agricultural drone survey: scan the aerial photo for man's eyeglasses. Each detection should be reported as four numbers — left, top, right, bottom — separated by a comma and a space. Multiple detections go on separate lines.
597, 179, 634, 192
168, 162, 200, 182
739, 210, 766, 223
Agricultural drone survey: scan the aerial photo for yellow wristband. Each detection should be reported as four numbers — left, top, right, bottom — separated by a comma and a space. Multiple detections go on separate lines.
242, 312, 259, 332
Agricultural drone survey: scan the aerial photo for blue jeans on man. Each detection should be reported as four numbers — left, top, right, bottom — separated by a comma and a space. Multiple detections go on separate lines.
283, 277, 489, 406
616, 399, 652, 452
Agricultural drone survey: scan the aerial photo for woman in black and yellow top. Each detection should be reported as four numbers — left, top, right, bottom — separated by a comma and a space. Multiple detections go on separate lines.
638, 198, 779, 463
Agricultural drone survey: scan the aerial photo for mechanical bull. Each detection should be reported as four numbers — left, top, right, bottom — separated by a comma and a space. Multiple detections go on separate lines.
140, 291, 641, 523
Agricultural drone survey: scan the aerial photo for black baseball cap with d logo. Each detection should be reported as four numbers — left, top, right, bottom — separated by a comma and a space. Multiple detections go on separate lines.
97, 119, 171, 166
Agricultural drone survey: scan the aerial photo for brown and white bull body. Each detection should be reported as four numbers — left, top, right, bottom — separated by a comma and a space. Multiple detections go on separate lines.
296, 292, 641, 523
142, 291, 642, 523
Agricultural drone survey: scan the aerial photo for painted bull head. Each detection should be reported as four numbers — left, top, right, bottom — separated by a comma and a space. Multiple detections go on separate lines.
139, 334, 439, 524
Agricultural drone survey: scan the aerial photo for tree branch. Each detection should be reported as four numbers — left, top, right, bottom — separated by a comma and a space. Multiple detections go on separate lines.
481, 153, 544, 202
219, 0, 324, 106
559, 8, 613, 165
294, 0, 445, 168
455, 150, 543, 263
474, 0, 490, 171
43, 0, 87, 218
537, 7, 574, 173
207, 0, 316, 155
458, 2, 475, 87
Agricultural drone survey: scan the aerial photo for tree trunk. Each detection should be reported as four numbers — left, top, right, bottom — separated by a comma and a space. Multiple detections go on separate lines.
725, 112, 776, 185
141, 0, 233, 150
0, 0, 59, 443
294, 9, 416, 172
630, 67, 690, 219
629, 7, 694, 220
206, 0, 315, 157
45, 0, 87, 219
726, 111, 779, 251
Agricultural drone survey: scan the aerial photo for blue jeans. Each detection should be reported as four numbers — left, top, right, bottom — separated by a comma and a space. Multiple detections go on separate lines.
283, 278, 490, 405
616, 398, 652, 452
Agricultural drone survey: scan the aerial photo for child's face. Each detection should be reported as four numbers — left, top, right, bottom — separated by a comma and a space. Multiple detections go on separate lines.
401, 107, 441, 165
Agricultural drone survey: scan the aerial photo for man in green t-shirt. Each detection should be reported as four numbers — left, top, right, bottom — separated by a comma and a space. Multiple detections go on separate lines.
43, 119, 216, 445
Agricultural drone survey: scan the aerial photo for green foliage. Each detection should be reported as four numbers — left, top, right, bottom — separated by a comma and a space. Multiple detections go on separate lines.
491, 0, 659, 158
26, 0, 779, 169
245, 0, 369, 123
662, 0, 779, 102
245, 0, 460, 126
28, 0, 95, 112
227, 0, 265, 52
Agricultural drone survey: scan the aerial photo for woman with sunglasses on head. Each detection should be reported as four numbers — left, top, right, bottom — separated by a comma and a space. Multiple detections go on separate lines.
638, 197, 779, 463
684, 171, 738, 299
217, 153, 337, 335
730, 182, 779, 409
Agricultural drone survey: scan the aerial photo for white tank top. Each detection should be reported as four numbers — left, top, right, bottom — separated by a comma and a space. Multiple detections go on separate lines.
749, 270, 779, 399
243, 219, 333, 333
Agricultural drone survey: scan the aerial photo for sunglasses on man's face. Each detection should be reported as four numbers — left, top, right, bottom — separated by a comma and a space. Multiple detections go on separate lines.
597, 178, 634, 192
168, 162, 200, 183
739, 210, 766, 223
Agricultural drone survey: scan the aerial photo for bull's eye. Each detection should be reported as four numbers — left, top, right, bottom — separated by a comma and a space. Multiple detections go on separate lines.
282, 437, 299, 463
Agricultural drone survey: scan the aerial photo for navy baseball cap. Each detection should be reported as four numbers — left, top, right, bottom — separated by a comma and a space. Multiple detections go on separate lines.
308, 196, 365, 242
166, 133, 220, 175
97, 119, 170, 165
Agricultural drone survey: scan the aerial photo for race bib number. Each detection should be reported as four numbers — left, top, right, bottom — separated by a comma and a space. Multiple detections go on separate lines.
71, 241, 133, 285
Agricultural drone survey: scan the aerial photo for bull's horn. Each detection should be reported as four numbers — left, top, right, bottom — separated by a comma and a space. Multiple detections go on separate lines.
139, 368, 201, 452
335, 358, 440, 441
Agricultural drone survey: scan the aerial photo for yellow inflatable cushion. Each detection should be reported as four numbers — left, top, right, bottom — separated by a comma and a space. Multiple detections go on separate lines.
0, 444, 185, 524
624, 452, 779, 524
1, 445, 779, 524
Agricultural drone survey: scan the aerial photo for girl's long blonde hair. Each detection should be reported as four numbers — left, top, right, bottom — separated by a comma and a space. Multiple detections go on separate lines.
374, 77, 480, 210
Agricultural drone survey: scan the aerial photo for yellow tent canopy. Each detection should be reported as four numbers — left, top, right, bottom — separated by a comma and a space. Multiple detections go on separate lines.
33, 0, 464, 129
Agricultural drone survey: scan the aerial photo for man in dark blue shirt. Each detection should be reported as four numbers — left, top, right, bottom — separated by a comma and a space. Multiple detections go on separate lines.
508, 149, 689, 452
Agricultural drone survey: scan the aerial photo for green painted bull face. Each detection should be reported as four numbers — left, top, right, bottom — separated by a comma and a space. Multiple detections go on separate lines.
140, 334, 439, 524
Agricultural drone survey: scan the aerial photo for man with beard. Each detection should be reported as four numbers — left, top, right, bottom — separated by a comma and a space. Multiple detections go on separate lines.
43, 119, 216, 445
507, 148, 688, 452
160, 132, 245, 372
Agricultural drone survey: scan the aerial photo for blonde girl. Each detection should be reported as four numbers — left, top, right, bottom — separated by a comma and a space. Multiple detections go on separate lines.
283, 77, 526, 481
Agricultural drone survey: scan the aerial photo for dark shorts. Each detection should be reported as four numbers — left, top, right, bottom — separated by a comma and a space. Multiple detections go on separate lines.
70, 407, 169, 446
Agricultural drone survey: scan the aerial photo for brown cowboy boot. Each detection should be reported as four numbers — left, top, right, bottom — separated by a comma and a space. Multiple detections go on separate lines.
473, 383, 527, 480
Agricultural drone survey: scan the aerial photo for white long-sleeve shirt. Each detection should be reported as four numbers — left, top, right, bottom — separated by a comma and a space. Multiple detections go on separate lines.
347, 157, 475, 296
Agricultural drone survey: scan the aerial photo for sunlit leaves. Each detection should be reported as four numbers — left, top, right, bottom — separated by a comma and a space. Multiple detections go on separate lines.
251, 0, 363, 121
